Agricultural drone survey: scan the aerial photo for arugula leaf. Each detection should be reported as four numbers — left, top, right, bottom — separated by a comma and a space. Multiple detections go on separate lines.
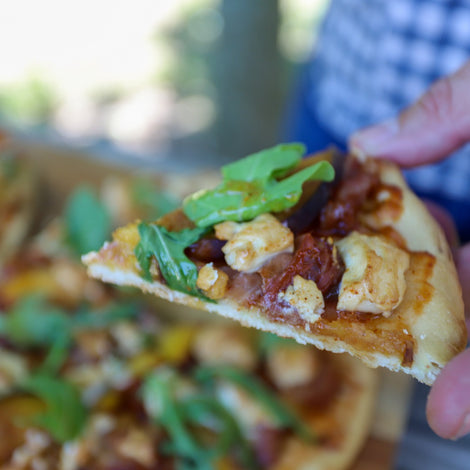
142, 368, 258, 469
0, 296, 139, 347
135, 223, 211, 300
183, 160, 334, 227
131, 178, 180, 219
0, 296, 139, 374
133, 144, 333, 300
65, 186, 111, 256
0, 295, 71, 347
37, 335, 71, 375
221, 143, 305, 183
195, 366, 316, 443
142, 368, 204, 460
73, 301, 137, 329
21, 374, 87, 442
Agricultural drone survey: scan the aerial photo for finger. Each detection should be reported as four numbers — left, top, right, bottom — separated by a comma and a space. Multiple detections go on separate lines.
350, 61, 470, 167
427, 348, 470, 439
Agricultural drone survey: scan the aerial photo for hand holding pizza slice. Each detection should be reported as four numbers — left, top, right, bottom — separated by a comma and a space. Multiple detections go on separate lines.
83, 142, 467, 387
351, 59, 470, 439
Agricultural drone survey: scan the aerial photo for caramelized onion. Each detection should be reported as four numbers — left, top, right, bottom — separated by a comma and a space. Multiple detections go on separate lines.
262, 234, 344, 312
284, 148, 345, 235
186, 237, 225, 263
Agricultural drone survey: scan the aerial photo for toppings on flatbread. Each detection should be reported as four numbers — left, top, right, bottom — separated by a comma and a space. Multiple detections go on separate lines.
0, 298, 377, 470
336, 231, 410, 316
83, 144, 467, 385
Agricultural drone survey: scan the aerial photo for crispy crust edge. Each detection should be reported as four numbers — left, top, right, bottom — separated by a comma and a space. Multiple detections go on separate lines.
378, 161, 467, 382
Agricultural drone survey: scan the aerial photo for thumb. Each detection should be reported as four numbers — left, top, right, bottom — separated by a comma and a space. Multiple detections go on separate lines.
427, 349, 470, 440
427, 243, 470, 440
350, 60, 470, 167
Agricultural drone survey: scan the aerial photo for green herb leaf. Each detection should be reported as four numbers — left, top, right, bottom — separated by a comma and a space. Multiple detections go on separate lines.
65, 186, 111, 256
183, 146, 334, 227
195, 366, 316, 443
135, 223, 211, 300
222, 143, 305, 183
0, 296, 139, 374
73, 301, 138, 329
142, 369, 207, 461
0, 296, 136, 347
142, 368, 258, 469
20, 374, 87, 442
131, 178, 180, 219
37, 334, 71, 375
0, 295, 71, 347
181, 397, 258, 469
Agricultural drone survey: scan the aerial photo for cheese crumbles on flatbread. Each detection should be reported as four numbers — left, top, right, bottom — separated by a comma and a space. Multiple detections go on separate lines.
83, 144, 467, 385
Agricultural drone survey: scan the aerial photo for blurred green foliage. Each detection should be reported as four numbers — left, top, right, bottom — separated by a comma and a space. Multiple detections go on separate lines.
0, 76, 57, 124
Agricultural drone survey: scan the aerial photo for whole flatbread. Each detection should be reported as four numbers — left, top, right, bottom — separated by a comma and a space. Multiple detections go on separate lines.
83, 159, 467, 385
272, 353, 377, 470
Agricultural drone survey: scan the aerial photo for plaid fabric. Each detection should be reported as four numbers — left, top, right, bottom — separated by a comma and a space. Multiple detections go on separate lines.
308, 0, 470, 200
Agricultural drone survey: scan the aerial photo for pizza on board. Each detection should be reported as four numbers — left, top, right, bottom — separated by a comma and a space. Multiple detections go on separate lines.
0, 301, 377, 469
83, 144, 467, 385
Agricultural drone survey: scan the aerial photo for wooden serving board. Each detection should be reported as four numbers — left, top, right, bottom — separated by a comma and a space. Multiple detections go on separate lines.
18, 138, 412, 470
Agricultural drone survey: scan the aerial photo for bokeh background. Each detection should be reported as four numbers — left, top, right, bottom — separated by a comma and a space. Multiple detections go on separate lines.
0, 0, 329, 169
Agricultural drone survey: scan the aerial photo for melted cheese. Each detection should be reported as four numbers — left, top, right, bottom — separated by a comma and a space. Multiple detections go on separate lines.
278, 275, 324, 323
336, 231, 410, 316
215, 214, 293, 273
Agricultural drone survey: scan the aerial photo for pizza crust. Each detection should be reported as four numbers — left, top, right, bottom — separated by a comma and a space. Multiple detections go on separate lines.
272, 353, 377, 470
83, 158, 467, 385
377, 161, 467, 383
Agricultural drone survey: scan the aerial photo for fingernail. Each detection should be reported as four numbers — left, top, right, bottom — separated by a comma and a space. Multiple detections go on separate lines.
451, 413, 470, 440
351, 119, 398, 156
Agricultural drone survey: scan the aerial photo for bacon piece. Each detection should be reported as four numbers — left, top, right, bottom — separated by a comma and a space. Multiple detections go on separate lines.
262, 234, 343, 312
257, 252, 293, 290
316, 159, 380, 237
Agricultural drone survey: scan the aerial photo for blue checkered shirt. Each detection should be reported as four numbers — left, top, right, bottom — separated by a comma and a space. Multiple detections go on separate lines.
308, 0, 470, 200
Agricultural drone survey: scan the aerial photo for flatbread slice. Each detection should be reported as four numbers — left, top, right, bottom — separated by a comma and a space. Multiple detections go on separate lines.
0, 320, 377, 469
83, 145, 467, 385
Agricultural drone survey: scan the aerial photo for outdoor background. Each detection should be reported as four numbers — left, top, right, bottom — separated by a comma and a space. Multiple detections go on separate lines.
0, 0, 329, 169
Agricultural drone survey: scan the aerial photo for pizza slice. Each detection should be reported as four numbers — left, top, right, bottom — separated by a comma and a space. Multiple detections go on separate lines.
83, 144, 467, 385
